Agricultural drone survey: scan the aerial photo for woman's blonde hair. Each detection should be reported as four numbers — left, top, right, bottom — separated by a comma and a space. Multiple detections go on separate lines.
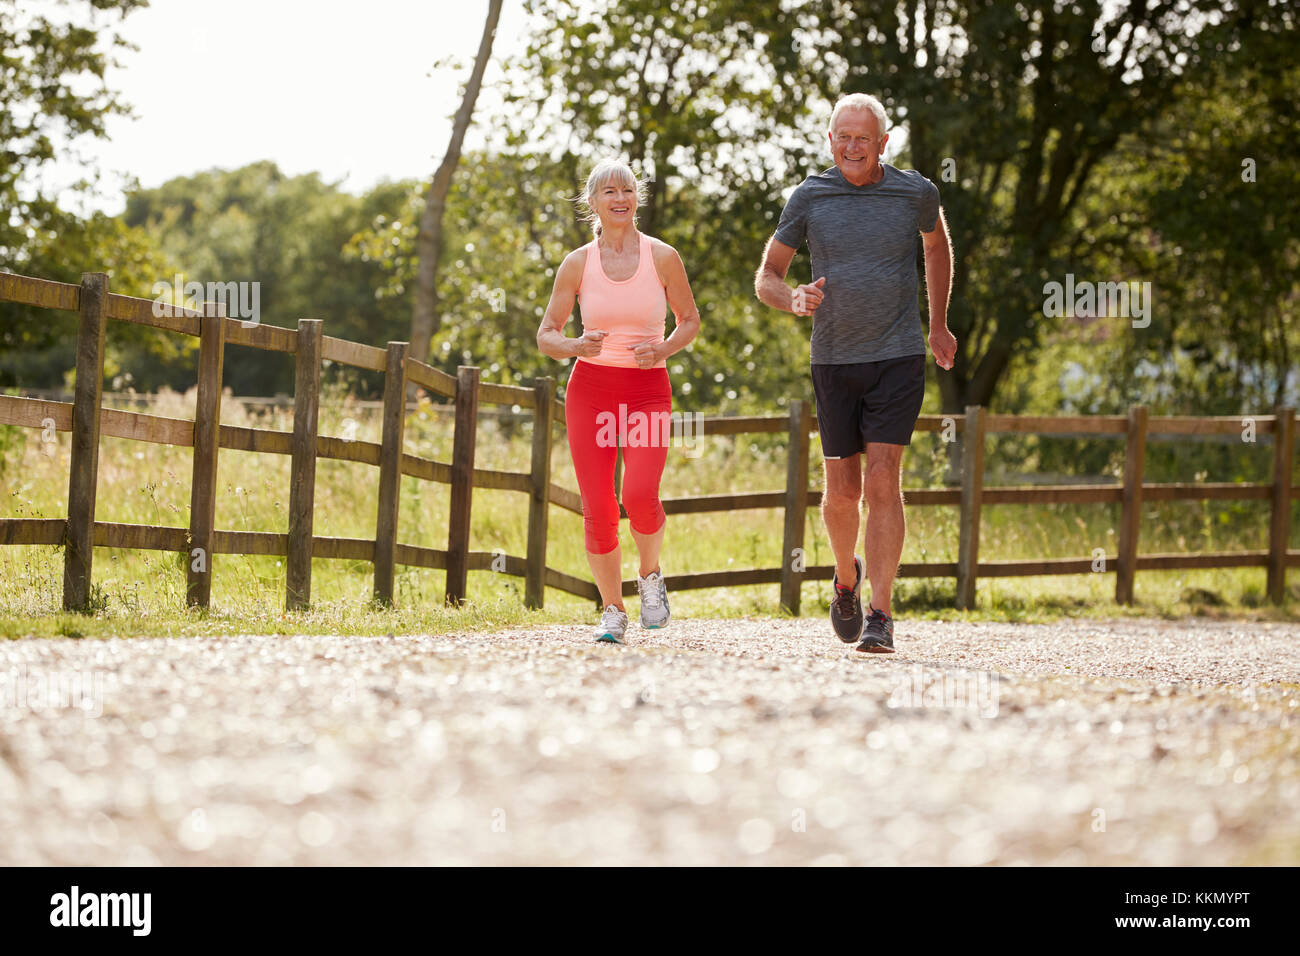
575, 158, 649, 237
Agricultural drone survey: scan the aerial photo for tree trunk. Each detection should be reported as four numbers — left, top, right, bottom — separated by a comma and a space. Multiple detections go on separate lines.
409, 0, 504, 382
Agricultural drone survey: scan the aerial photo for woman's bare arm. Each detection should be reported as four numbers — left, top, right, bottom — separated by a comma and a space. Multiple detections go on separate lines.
537, 250, 607, 360
634, 241, 700, 368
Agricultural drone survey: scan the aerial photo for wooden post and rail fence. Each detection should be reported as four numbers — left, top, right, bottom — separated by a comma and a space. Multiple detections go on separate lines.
0, 271, 1296, 614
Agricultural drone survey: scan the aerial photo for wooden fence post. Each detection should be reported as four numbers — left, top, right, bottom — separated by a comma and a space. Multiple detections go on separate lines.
286, 318, 323, 611
1115, 404, 1149, 605
525, 376, 555, 610
186, 300, 226, 607
446, 365, 480, 605
373, 341, 408, 606
956, 404, 986, 610
1268, 406, 1295, 604
62, 272, 109, 611
614, 444, 624, 505
779, 399, 812, 614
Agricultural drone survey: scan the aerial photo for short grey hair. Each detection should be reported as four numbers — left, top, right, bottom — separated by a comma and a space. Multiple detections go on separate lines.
828, 93, 888, 136
576, 158, 648, 238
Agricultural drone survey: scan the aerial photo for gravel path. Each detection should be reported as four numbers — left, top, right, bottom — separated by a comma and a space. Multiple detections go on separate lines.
2, 617, 1298, 865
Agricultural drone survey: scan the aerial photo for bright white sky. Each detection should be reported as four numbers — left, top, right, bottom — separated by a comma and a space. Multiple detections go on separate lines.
43, 0, 533, 215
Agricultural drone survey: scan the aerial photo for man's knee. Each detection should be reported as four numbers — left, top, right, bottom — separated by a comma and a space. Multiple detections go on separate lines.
863, 461, 902, 505
823, 483, 860, 511
823, 459, 862, 509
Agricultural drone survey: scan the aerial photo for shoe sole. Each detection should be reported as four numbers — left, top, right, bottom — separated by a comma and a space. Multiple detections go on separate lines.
834, 627, 864, 644
856, 642, 895, 654
595, 633, 625, 644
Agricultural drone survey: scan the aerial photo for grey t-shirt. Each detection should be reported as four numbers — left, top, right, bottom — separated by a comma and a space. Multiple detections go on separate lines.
774, 163, 940, 365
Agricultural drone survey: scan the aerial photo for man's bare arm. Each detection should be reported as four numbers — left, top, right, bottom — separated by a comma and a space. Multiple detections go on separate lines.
755, 236, 824, 316
921, 208, 952, 328
921, 207, 956, 370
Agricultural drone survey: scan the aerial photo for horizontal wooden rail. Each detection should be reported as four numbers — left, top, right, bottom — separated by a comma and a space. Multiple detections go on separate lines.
548, 483, 583, 514
472, 468, 531, 494
0, 395, 71, 430
620, 566, 784, 597
108, 292, 201, 336
663, 492, 785, 514
393, 543, 447, 570
321, 335, 387, 371
212, 530, 287, 556
0, 273, 80, 312
1147, 416, 1281, 436
318, 436, 382, 465
544, 567, 599, 601
219, 423, 289, 455
401, 453, 453, 483
0, 518, 65, 545
467, 551, 527, 576
227, 320, 296, 353
1135, 550, 1271, 571
698, 415, 786, 436
96, 522, 188, 551
478, 381, 535, 409
982, 414, 1127, 434
804, 562, 958, 579
405, 358, 457, 398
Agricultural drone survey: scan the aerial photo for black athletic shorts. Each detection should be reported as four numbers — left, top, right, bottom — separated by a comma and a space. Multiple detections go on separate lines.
811, 354, 926, 457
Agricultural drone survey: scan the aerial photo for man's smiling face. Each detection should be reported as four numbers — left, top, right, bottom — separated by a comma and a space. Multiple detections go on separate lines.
829, 108, 888, 186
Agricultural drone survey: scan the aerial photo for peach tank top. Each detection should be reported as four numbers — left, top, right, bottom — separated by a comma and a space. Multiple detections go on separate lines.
575, 232, 667, 369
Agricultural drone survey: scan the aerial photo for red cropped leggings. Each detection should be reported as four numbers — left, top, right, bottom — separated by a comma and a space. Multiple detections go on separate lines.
564, 360, 671, 554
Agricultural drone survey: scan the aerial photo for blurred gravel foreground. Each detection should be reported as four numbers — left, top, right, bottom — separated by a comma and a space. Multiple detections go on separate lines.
2, 617, 1298, 865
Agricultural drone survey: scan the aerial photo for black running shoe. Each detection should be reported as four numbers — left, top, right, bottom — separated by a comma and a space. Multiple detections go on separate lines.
857, 604, 895, 653
830, 556, 865, 643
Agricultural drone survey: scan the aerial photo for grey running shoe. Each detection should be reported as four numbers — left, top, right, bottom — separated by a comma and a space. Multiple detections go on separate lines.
830, 556, 866, 643
857, 604, 895, 653
594, 605, 629, 644
637, 569, 671, 629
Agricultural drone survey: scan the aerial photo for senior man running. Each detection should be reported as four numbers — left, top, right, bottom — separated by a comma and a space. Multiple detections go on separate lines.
755, 92, 957, 653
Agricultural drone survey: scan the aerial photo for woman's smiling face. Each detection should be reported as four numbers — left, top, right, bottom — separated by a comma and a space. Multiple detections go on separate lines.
591, 171, 638, 228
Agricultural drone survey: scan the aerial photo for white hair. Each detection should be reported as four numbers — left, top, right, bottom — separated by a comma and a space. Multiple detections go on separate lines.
576, 158, 648, 238
828, 93, 889, 136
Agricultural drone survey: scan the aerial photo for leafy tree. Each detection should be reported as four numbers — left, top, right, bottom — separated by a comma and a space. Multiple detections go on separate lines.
0, 206, 176, 390
409, 0, 504, 376
0, 0, 147, 263
801, 0, 1286, 416
124, 162, 406, 395
1120, 22, 1299, 414
0, 0, 173, 391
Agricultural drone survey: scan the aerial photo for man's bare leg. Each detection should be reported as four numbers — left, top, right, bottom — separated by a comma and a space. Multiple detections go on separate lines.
862, 442, 906, 614
823, 456, 864, 586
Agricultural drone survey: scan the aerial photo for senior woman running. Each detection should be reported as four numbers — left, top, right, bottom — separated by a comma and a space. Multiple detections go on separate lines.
537, 158, 701, 644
